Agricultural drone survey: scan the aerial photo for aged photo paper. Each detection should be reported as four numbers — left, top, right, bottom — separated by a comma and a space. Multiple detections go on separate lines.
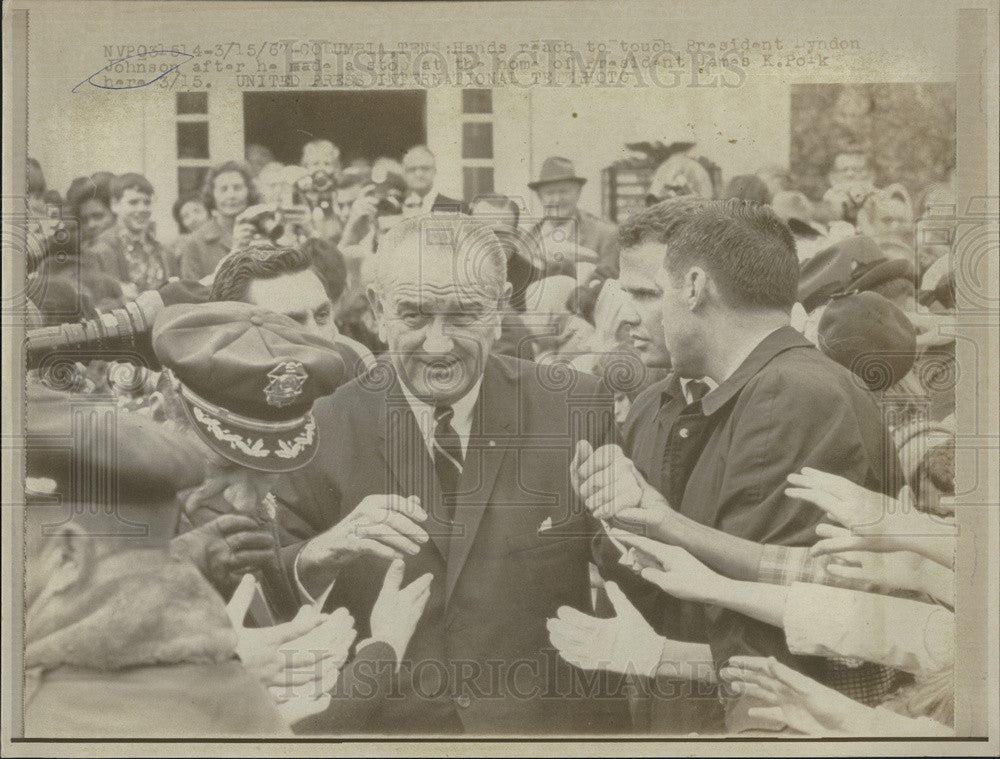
2, 0, 997, 755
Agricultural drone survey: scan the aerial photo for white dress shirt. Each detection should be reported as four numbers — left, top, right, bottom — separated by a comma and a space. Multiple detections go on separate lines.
419, 185, 439, 214
783, 582, 954, 677
398, 375, 484, 460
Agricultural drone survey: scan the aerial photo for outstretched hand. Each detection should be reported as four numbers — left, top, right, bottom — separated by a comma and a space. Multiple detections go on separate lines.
546, 581, 663, 677
719, 655, 876, 735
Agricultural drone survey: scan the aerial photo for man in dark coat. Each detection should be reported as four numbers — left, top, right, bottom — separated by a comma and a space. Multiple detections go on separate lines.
276, 214, 630, 734
402, 146, 468, 213
573, 198, 904, 733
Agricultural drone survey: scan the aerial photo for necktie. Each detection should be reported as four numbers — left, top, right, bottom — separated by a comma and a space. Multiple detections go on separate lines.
433, 405, 464, 522
662, 379, 712, 507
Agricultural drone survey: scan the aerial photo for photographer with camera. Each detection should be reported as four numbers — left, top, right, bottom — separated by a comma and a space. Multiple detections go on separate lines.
336, 172, 407, 254
820, 149, 878, 226
294, 140, 343, 242
228, 196, 318, 260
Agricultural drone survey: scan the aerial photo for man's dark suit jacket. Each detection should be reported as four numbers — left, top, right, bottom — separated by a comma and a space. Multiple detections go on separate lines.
276, 354, 629, 734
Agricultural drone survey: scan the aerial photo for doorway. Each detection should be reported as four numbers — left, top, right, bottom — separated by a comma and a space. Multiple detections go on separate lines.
243, 90, 427, 165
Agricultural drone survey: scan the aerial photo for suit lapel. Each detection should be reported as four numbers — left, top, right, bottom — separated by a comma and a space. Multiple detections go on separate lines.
444, 359, 514, 604
376, 364, 451, 560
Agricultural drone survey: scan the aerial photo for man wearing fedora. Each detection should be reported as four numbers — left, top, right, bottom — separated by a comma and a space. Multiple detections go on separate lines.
527, 157, 620, 314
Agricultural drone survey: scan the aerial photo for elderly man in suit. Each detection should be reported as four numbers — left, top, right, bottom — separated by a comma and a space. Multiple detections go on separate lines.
402, 146, 467, 213
527, 157, 620, 319
277, 214, 629, 734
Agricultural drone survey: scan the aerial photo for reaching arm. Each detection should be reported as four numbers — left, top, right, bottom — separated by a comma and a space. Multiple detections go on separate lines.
573, 440, 768, 581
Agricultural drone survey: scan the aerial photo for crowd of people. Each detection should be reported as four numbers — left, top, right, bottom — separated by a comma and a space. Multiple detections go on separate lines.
21, 132, 959, 737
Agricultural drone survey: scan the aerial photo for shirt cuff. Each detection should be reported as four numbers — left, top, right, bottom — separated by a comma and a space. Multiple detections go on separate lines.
782, 581, 847, 657
757, 544, 827, 586
292, 547, 317, 605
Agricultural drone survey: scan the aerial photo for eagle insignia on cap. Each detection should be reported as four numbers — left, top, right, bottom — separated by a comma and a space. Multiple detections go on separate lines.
265, 361, 308, 407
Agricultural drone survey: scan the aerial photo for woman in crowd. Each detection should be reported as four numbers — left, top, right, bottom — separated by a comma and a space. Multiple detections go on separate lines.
166, 194, 211, 274
176, 161, 259, 280
66, 174, 116, 254
172, 193, 211, 237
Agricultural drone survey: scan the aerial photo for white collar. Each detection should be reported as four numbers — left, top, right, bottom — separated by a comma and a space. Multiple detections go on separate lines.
398, 373, 484, 457
419, 185, 439, 214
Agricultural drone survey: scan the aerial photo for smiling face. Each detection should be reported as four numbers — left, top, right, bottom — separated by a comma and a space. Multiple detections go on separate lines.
211, 170, 251, 219
536, 180, 583, 219
372, 235, 509, 404
111, 188, 153, 235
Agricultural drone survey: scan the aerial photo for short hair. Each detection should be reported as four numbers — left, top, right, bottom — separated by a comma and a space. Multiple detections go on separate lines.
828, 148, 872, 174
619, 198, 798, 311
471, 194, 520, 227
722, 175, 772, 206
402, 145, 435, 165
27, 157, 45, 197
373, 214, 507, 299
65, 175, 112, 218
171, 193, 207, 233
201, 161, 259, 212
110, 172, 154, 201
618, 196, 710, 249
211, 242, 345, 303
301, 139, 340, 160
302, 238, 347, 302
211, 245, 318, 303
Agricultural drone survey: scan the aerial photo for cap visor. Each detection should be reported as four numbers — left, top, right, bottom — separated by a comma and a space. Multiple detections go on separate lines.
181, 397, 318, 473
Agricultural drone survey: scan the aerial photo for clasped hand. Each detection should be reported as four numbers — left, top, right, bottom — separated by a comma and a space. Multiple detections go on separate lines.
570, 440, 672, 536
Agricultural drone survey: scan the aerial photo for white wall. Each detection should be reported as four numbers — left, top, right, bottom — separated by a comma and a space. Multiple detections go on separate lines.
25, 0, 952, 238
516, 79, 791, 218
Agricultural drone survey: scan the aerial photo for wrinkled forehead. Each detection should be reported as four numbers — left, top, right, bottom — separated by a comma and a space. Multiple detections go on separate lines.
379, 240, 504, 308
